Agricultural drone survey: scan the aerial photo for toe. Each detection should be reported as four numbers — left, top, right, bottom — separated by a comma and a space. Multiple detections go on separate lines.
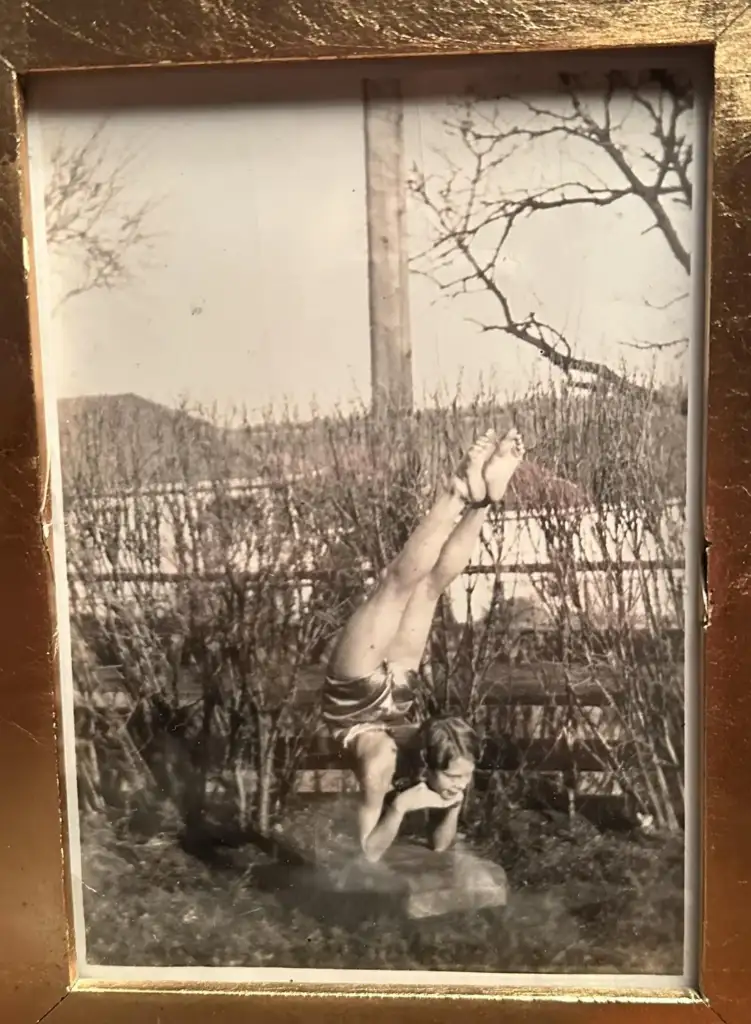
472, 430, 495, 449
475, 429, 498, 455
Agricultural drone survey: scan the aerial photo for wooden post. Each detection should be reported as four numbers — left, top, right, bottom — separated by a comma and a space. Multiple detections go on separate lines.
363, 79, 413, 417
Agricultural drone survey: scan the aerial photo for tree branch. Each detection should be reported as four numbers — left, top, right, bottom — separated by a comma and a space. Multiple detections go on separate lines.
408, 68, 693, 386
44, 122, 159, 309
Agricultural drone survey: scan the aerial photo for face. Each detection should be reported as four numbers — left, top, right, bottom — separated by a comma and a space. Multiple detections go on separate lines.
425, 755, 475, 800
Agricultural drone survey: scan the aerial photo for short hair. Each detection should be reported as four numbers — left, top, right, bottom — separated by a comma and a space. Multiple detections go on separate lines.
419, 715, 481, 772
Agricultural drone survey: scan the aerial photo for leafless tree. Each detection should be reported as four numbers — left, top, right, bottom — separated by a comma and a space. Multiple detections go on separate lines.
409, 69, 694, 392
44, 123, 158, 309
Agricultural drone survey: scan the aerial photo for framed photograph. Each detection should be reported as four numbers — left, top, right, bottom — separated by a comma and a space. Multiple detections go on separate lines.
1, 2, 749, 1022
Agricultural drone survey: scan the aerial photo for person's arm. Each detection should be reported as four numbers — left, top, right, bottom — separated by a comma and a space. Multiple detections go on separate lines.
427, 801, 463, 853
361, 782, 462, 862
360, 794, 407, 863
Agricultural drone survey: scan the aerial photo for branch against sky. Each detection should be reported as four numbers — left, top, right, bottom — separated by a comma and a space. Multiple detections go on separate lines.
44, 122, 159, 310
408, 68, 694, 391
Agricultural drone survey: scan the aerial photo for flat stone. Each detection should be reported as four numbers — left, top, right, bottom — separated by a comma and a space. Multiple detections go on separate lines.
273, 800, 508, 919
386, 840, 508, 918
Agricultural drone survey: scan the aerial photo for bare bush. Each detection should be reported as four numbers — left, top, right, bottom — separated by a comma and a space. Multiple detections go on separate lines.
65, 402, 332, 839
62, 378, 686, 836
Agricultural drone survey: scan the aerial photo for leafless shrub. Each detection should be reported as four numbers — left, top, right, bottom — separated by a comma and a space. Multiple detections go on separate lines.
63, 377, 686, 835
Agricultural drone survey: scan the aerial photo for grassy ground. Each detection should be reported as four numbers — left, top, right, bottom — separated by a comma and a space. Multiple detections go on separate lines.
80, 798, 684, 975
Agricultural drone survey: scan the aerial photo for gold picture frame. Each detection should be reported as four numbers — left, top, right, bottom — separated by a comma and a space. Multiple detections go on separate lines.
1, 0, 748, 1020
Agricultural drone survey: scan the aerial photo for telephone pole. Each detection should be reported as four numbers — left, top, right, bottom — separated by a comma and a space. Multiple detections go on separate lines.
363, 78, 413, 418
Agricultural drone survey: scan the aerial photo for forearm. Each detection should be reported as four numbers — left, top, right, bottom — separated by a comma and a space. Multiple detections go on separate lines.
428, 803, 461, 853
360, 800, 406, 863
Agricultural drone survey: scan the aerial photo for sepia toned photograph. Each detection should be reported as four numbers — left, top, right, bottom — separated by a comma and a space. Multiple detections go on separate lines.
27, 53, 703, 984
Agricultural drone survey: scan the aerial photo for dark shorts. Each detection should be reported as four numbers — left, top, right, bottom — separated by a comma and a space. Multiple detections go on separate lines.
322, 660, 418, 751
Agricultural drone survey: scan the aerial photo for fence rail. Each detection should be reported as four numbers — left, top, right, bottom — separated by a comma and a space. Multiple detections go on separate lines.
70, 558, 686, 585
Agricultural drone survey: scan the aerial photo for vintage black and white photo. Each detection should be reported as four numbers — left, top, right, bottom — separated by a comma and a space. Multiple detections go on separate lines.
27, 54, 703, 983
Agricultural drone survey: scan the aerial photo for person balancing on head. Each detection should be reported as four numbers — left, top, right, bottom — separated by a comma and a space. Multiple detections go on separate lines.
321, 426, 525, 863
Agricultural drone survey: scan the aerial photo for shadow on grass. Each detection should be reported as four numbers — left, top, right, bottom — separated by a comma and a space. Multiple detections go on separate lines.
249, 861, 407, 928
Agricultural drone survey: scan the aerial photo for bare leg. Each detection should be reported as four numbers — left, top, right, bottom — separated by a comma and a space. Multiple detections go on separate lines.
328, 431, 497, 682
386, 505, 489, 670
386, 427, 526, 670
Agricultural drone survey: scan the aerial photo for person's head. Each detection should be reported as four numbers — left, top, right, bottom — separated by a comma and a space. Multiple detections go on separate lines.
419, 715, 480, 800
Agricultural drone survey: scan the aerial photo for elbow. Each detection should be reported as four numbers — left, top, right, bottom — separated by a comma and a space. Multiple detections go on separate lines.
428, 829, 456, 853
360, 837, 384, 863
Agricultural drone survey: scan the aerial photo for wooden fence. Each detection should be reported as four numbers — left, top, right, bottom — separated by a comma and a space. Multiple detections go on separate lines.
78, 652, 681, 822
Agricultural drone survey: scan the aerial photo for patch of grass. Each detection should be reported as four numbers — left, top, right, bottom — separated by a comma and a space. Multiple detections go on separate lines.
479, 807, 684, 974
80, 806, 683, 975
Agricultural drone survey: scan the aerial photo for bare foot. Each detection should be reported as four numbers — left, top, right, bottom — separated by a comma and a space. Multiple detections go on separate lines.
452, 429, 497, 505
483, 427, 525, 503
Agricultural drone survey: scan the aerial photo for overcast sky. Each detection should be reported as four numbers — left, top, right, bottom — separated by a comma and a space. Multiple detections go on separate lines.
27, 58, 701, 420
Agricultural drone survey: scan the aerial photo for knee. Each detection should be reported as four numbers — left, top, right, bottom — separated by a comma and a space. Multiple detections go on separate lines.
381, 560, 419, 597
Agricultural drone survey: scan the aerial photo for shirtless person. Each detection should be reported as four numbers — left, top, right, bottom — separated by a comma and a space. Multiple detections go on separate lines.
321, 427, 525, 862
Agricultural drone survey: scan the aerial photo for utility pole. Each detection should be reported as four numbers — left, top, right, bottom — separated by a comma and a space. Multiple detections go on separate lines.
363, 78, 413, 418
